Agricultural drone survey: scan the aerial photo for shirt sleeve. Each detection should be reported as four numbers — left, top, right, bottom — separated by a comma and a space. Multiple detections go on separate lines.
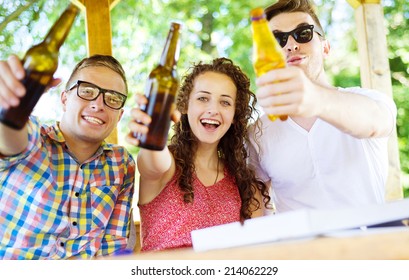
340, 87, 397, 136
0, 116, 41, 171
96, 149, 136, 256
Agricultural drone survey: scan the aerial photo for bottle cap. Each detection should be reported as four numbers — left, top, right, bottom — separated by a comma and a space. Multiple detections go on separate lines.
250, 8, 266, 20
170, 22, 183, 29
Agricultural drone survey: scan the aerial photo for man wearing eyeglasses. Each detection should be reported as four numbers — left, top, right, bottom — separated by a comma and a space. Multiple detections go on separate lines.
0, 54, 135, 259
248, 0, 397, 213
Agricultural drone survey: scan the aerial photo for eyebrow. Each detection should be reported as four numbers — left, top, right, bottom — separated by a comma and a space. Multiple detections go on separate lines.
195, 90, 235, 100
273, 22, 311, 33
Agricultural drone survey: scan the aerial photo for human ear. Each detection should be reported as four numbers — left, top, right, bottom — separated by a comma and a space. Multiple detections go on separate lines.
117, 109, 124, 122
61, 90, 68, 112
322, 39, 330, 58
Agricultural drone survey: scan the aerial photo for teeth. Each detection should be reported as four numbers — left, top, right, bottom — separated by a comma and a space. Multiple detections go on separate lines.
84, 116, 104, 125
201, 119, 220, 125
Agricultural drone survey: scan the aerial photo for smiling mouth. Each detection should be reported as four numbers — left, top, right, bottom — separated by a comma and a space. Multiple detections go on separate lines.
200, 119, 220, 129
83, 116, 105, 125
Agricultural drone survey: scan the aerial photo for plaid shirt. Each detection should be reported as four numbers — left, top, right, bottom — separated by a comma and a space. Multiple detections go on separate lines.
0, 117, 135, 259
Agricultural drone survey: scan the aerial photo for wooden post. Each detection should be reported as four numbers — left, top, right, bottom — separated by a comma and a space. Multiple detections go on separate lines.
347, 0, 403, 201
71, 0, 121, 144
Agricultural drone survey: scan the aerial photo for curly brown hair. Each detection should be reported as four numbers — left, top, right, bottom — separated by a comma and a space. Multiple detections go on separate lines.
169, 57, 270, 221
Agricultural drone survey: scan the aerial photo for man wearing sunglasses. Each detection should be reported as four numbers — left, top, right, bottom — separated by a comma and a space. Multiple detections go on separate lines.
248, 0, 397, 213
0, 54, 135, 259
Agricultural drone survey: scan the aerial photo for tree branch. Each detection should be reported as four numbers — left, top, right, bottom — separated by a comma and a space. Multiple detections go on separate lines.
0, 0, 38, 33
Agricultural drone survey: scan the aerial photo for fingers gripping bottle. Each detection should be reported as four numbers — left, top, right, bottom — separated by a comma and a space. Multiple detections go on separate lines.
250, 7, 288, 121
137, 22, 181, 150
0, 3, 80, 129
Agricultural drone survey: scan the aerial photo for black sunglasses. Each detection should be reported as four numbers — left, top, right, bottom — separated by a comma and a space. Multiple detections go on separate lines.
273, 24, 323, 48
67, 80, 127, 110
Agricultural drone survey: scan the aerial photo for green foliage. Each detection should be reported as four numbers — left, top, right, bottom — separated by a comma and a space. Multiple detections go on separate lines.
394, 85, 409, 172
383, 0, 409, 196
0, 0, 85, 68
405, 186, 409, 198
0, 0, 408, 196
332, 68, 361, 88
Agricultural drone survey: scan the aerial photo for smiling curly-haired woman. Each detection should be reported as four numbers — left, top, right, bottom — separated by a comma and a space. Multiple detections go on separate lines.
128, 57, 271, 252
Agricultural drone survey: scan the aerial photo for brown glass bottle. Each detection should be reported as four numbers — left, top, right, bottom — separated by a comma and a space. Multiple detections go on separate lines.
0, 3, 80, 130
136, 22, 181, 150
251, 7, 288, 121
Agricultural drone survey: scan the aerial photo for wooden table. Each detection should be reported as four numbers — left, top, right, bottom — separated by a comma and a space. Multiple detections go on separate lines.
116, 228, 409, 260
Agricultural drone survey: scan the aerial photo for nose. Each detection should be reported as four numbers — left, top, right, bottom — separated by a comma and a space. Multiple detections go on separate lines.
285, 35, 299, 52
206, 100, 219, 116
90, 93, 105, 111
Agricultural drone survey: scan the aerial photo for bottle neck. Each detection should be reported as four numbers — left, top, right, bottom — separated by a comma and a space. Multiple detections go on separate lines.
44, 4, 79, 51
159, 23, 181, 69
251, 17, 270, 32
251, 8, 272, 39
251, 16, 279, 48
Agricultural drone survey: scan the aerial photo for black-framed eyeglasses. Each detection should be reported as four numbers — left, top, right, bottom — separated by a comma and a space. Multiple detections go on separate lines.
273, 24, 323, 48
67, 80, 127, 110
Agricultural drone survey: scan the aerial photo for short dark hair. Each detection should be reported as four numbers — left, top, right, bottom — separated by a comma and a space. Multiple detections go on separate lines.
66, 54, 128, 94
265, 0, 325, 37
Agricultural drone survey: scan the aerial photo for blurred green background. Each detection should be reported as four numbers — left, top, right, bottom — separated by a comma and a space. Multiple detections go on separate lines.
1, 0, 408, 198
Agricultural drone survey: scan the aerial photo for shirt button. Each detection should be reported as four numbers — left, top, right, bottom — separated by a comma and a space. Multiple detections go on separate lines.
72, 221, 77, 226
75, 192, 80, 197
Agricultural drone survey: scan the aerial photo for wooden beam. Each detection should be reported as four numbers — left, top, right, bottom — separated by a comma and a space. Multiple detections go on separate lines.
72, 0, 120, 10
75, 0, 113, 56
71, 0, 121, 144
348, 1, 403, 201
347, 0, 381, 9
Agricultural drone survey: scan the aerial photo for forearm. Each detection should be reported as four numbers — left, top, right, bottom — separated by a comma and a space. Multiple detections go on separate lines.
317, 87, 394, 139
137, 146, 173, 179
0, 123, 28, 156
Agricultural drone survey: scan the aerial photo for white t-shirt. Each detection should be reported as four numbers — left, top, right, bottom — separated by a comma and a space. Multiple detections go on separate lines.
247, 87, 397, 213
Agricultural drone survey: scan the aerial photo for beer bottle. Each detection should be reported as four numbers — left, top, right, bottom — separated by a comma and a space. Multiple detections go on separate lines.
251, 7, 288, 121
137, 22, 182, 150
0, 3, 80, 130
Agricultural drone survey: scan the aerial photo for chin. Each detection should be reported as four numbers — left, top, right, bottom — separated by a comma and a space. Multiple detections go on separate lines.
81, 134, 105, 144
